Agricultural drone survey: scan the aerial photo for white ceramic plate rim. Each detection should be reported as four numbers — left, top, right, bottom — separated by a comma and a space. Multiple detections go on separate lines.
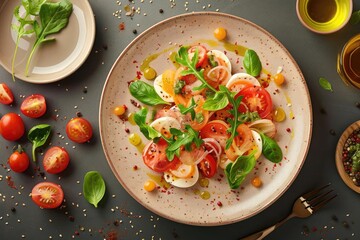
0, 0, 95, 84
99, 12, 313, 226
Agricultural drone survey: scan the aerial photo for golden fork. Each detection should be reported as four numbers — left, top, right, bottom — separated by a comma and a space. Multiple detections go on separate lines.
240, 184, 337, 240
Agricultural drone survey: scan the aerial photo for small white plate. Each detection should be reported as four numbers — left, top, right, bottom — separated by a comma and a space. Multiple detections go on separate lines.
0, 0, 95, 84
100, 12, 313, 226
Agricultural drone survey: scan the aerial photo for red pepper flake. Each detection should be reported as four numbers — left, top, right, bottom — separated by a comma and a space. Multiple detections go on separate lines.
286, 128, 291, 133
6, 176, 17, 189
106, 230, 118, 240
118, 22, 125, 31
125, 128, 130, 133
133, 165, 138, 171
217, 201, 223, 207
130, 99, 141, 108
261, 81, 269, 88
136, 71, 142, 79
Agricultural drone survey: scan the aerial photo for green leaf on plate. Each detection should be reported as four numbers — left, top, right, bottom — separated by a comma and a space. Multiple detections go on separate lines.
319, 77, 333, 92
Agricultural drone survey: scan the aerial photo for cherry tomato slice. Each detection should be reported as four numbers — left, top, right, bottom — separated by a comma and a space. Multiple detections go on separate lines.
0, 83, 14, 105
43, 147, 70, 174
8, 145, 30, 173
199, 120, 229, 149
0, 113, 25, 141
31, 182, 64, 209
20, 94, 46, 118
236, 86, 273, 119
188, 45, 208, 68
143, 138, 180, 173
66, 117, 93, 143
198, 154, 217, 178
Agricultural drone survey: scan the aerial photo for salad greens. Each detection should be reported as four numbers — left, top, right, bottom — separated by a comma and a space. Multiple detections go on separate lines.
25, 0, 73, 76
129, 81, 171, 106
225, 152, 257, 189
260, 132, 283, 163
83, 171, 106, 208
11, 0, 47, 80
27, 124, 51, 162
134, 107, 161, 140
243, 49, 262, 77
11, 0, 73, 78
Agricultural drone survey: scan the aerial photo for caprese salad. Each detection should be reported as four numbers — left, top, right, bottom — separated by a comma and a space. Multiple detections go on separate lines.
129, 44, 283, 189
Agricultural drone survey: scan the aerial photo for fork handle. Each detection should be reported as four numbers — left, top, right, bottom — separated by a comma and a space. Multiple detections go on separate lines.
240, 213, 296, 240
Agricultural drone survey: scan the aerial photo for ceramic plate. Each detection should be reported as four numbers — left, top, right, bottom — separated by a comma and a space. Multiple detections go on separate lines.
0, 0, 95, 84
99, 12, 313, 226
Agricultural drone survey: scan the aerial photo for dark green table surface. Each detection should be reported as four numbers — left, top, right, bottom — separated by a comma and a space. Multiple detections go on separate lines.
1, 0, 360, 239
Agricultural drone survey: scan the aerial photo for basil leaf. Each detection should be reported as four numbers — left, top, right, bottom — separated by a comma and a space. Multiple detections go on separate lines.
129, 81, 170, 106
225, 153, 256, 189
243, 49, 262, 77
28, 124, 51, 162
202, 90, 229, 111
260, 133, 283, 163
134, 108, 161, 140
83, 171, 106, 208
350, 10, 360, 25
26, 0, 73, 76
319, 77, 333, 92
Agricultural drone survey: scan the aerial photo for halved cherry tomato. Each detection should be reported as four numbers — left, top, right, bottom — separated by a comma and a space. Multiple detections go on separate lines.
0, 113, 25, 141
143, 138, 180, 173
43, 147, 70, 174
188, 45, 208, 68
31, 182, 64, 209
0, 83, 14, 105
236, 86, 273, 118
8, 145, 30, 173
20, 94, 46, 118
66, 117, 93, 143
199, 120, 229, 149
198, 154, 217, 178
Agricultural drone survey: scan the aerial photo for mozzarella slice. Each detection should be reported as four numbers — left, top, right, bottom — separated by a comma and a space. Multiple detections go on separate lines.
164, 166, 199, 188
208, 50, 232, 73
226, 73, 260, 93
251, 130, 263, 160
153, 74, 174, 102
150, 116, 181, 138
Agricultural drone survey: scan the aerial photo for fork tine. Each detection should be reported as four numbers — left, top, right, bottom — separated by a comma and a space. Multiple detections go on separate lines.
308, 189, 334, 205
301, 183, 331, 200
310, 193, 337, 212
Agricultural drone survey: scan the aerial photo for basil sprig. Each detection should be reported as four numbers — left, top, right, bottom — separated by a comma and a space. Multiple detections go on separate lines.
83, 171, 106, 208
27, 124, 51, 162
134, 108, 161, 140
129, 81, 170, 106
26, 0, 73, 76
243, 49, 262, 77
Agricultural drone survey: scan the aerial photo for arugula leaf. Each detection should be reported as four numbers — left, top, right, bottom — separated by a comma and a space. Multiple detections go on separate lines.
129, 81, 171, 106
83, 171, 106, 208
25, 0, 73, 76
176, 46, 217, 93
225, 152, 256, 189
178, 98, 196, 120
243, 49, 262, 77
217, 85, 243, 150
260, 132, 283, 163
134, 108, 161, 140
11, 0, 46, 80
166, 125, 203, 160
319, 77, 333, 92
